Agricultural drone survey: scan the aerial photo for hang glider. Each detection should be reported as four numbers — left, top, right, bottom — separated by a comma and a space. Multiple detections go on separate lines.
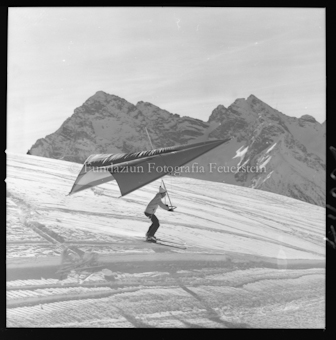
68, 139, 231, 197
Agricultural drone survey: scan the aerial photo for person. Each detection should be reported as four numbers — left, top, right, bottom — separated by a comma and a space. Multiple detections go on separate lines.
144, 186, 173, 242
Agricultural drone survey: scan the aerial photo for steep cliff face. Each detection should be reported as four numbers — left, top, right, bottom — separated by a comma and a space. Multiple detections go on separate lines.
28, 91, 325, 206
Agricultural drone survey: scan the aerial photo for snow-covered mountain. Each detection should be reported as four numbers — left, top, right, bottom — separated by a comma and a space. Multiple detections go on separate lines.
194, 95, 326, 207
28, 91, 325, 206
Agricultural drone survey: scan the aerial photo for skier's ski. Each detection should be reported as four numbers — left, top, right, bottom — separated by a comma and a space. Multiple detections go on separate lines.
144, 240, 186, 250
155, 237, 186, 246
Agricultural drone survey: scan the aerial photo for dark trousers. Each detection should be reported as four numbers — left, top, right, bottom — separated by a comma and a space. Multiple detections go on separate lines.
144, 212, 160, 237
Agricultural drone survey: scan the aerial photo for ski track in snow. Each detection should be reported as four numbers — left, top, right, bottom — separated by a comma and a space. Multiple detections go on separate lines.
6, 153, 325, 328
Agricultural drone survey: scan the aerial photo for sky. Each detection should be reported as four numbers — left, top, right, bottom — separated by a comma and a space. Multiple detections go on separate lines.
8, 7, 325, 154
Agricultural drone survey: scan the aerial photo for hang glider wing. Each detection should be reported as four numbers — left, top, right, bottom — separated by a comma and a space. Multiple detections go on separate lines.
68, 139, 231, 196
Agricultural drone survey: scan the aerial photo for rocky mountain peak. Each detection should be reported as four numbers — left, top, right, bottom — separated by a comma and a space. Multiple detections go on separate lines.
85, 91, 123, 104
246, 94, 279, 116
247, 94, 259, 101
299, 114, 317, 123
208, 105, 228, 123
92, 90, 109, 99
231, 97, 248, 108
246, 94, 267, 105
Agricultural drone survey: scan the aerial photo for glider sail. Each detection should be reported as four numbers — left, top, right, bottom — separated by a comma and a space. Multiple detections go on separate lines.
68, 139, 230, 196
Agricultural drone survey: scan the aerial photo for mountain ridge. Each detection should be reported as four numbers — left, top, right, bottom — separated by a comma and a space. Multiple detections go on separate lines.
28, 91, 325, 206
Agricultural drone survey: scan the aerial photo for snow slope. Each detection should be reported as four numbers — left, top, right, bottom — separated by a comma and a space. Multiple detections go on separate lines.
6, 152, 325, 328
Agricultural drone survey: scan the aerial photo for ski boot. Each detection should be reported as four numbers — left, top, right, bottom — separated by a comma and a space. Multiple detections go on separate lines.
146, 236, 157, 243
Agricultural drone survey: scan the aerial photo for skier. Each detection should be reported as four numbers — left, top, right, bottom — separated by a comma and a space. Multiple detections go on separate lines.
144, 186, 173, 242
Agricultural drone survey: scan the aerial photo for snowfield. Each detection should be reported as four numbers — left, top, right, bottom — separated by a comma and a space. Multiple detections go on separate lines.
6, 152, 325, 328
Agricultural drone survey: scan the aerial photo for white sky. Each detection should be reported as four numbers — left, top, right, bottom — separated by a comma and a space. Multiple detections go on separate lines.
7, 7, 325, 153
